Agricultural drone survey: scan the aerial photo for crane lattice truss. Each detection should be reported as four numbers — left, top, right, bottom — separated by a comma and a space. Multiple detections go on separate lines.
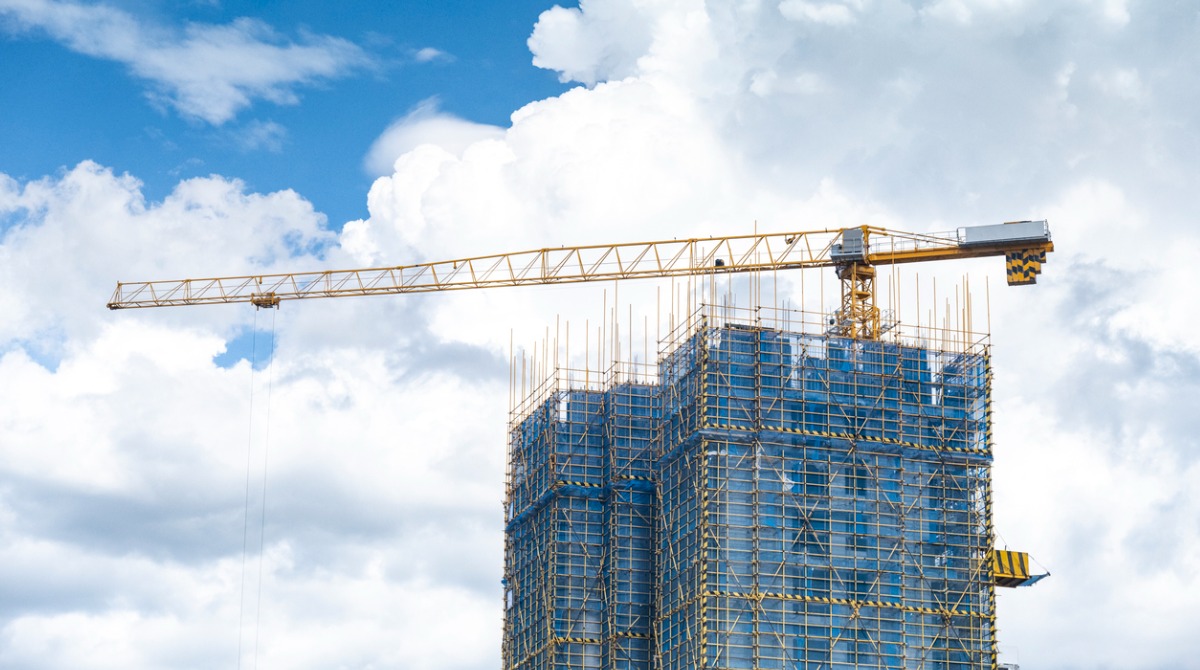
108, 221, 1052, 340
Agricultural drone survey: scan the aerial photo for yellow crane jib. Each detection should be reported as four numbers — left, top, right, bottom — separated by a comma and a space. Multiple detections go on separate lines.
990, 549, 1049, 588
105, 221, 1053, 342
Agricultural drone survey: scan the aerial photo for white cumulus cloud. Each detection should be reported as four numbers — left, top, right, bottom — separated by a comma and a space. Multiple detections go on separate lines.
0, 161, 506, 669
362, 99, 506, 178
527, 0, 657, 85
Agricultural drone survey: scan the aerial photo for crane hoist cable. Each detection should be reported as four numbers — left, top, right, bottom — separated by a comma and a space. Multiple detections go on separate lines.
236, 307, 277, 670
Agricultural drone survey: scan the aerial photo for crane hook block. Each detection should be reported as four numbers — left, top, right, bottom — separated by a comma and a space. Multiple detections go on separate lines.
250, 292, 281, 309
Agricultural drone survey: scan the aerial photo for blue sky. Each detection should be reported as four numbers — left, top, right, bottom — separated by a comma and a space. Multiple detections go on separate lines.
2, 1, 1200, 669
0, 0, 565, 227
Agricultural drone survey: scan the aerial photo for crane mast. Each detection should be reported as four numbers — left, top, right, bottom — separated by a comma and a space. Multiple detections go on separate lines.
107, 221, 1052, 341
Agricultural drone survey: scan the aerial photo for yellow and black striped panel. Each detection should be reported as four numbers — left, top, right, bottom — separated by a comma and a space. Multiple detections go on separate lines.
991, 550, 1031, 587
1005, 249, 1047, 286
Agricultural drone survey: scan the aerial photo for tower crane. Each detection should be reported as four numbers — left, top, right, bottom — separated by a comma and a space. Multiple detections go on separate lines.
108, 220, 1052, 342
106, 219, 1054, 587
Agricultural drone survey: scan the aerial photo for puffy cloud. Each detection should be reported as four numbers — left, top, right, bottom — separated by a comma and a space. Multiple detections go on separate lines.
523, 0, 1200, 226
527, 0, 657, 85
0, 161, 334, 347
362, 99, 506, 177
0, 0, 371, 124
0, 161, 508, 668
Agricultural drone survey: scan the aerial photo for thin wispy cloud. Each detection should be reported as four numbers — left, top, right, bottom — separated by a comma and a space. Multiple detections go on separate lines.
225, 119, 287, 153
0, 0, 372, 124
413, 46, 452, 63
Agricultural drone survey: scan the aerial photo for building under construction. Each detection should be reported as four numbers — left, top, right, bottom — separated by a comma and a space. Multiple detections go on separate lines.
503, 304, 1035, 670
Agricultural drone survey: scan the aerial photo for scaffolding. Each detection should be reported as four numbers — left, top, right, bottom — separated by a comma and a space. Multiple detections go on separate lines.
605, 380, 659, 670
504, 304, 996, 670
504, 369, 660, 670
